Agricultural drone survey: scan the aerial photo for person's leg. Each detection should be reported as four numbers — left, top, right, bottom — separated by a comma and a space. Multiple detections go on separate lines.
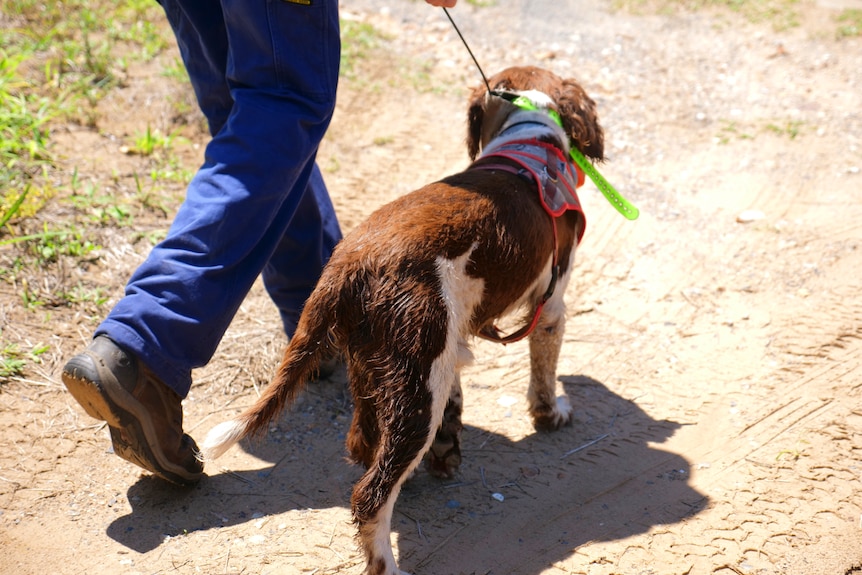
158, 0, 342, 339
156, 0, 231, 136
263, 163, 342, 337
97, 0, 340, 396
62, 0, 341, 485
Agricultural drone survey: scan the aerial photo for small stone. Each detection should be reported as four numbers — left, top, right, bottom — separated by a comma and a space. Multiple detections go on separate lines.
736, 209, 765, 223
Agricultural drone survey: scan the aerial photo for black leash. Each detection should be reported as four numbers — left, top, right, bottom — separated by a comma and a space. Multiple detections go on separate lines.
442, 7, 492, 94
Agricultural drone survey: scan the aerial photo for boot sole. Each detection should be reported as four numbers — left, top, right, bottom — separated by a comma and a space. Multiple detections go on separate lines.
62, 355, 202, 487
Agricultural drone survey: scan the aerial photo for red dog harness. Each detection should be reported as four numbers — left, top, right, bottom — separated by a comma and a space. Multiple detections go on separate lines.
469, 139, 586, 344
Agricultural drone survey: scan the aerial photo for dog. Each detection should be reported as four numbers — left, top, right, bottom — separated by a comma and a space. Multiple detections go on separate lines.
201, 66, 604, 575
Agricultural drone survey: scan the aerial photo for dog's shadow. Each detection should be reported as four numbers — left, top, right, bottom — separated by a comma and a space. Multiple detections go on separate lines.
393, 375, 706, 573
106, 375, 706, 574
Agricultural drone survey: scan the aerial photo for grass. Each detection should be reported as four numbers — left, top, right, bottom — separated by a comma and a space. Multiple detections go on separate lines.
765, 120, 803, 140
715, 120, 754, 145
0, 0, 172, 229
0, 341, 49, 380
776, 439, 809, 461
715, 118, 804, 144
613, 0, 802, 30
837, 9, 862, 37
0, 53, 55, 221
340, 19, 389, 79
616, 0, 862, 37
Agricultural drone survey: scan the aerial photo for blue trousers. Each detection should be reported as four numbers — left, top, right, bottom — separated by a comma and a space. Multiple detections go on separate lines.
96, 0, 343, 397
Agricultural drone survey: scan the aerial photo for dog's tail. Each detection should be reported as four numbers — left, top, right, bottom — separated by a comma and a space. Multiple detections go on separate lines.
199, 282, 338, 462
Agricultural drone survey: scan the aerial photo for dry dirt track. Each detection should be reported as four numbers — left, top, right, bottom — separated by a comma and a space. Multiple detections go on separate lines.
2, 1, 862, 574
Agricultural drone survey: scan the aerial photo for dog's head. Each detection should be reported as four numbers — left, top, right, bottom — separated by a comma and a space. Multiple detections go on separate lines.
466, 66, 604, 162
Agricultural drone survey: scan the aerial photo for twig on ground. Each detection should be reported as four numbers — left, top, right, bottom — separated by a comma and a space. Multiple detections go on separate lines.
215, 466, 256, 486
560, 433, 609, 459
10, 376, 62, 389
316, 542, 346, 562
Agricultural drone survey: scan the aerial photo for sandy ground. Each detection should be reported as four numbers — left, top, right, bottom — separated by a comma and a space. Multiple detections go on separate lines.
2, 1, 862, 574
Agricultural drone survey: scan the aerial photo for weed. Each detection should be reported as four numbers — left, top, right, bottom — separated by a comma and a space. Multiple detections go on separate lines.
398, 59, 451, 94
776, 439, 809, 461
130, 125, 181, 157
161, 57, 190, 83
837, 9, 862, 38
67, 178, 135, 226
341, 19, 389, 78
0, 186, 31, 231
765, 120, 803, 140
324, 155, 341, 174
0, 341, 49, 380
35, 229, 98, 263
613, 0, 801, 30
1, 0, 177, 224
132, 229, 168, 246
92, 203, 133, 226
0, 224, 100, 264
716, 120, 754, 144
0, 345, 27, 380
59, 283, 109, 307
149, 162, 194, 186
0, 53, 55, 202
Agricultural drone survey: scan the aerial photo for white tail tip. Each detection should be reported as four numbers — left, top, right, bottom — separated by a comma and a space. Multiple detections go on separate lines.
198, 420, 248, 462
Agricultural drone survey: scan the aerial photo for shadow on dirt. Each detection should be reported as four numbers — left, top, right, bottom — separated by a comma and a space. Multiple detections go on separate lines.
394, 375, 707, 573
106, 375, 707, 573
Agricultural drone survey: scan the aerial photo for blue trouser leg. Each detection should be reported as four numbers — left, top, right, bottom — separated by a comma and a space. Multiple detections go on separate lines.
262, 163, 341, 337
97, 0, 342, 397
154, 0, 232, 136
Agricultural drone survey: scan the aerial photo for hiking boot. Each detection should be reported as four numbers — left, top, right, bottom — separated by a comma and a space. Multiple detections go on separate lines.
61, 336, 203, 486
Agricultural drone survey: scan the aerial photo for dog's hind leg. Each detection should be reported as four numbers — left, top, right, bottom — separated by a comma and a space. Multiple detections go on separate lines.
351, 374, 437, 575
346, 365, 380, 469
425, 373, 463, 478
527, 294, 574, 431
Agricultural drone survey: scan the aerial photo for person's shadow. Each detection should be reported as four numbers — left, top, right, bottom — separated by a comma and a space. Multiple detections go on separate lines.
107, 374, 706, 574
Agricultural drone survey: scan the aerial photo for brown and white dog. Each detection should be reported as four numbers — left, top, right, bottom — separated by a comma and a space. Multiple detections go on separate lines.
201, 66, 604, 575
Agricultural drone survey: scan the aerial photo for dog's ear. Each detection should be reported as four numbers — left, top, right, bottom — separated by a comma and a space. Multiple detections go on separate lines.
466, 84, 487, 161
557, 78, 604, 162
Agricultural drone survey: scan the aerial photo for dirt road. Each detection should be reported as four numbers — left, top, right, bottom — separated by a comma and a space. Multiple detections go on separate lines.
2, 1, 861, 574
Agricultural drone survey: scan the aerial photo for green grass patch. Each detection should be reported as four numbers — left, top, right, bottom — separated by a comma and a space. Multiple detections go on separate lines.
836, 9, 862, 37
9, 225, 99, 264
715, 120, 754, 144
0, 0, 174, 228
613, 0, 801, 30
340, 19, 390, 78
713, 118, 805, 144
0, 341, 49, 380
765, 120, 803, 140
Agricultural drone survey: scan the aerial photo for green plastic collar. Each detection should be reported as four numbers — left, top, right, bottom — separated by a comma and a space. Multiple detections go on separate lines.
509, 94, 639, 221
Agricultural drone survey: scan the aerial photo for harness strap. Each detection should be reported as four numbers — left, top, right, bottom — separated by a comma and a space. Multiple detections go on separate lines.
468, 160, 563, 345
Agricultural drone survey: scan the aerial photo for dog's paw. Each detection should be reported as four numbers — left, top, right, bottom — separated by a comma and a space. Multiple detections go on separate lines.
424, 437, 462, 479
530, 395, 574, 432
